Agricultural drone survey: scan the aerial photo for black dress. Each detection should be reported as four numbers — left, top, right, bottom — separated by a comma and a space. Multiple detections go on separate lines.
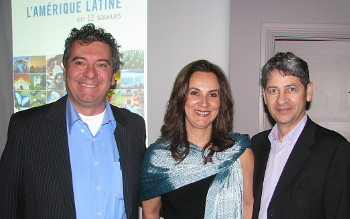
161, 174, 216, 219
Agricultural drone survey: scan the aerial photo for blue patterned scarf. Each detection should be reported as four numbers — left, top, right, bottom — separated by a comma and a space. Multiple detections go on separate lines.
141, 132, 250, 219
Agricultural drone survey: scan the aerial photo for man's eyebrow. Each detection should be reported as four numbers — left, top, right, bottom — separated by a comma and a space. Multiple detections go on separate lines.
97, 59, 111, 65
285, 84, 297, 87
71, 56, 85, 62
266, 85, 278, 89
70, 57, 111, 65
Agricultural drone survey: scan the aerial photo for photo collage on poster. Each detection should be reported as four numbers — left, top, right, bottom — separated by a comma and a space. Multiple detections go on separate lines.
13, 55, 66, 112
13, 50, 145, 117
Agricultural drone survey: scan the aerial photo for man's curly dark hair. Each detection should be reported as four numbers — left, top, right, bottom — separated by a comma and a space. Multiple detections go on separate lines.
62, 23, 122, 73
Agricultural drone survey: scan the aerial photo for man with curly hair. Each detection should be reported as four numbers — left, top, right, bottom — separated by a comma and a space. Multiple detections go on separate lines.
0, 23, 146, 219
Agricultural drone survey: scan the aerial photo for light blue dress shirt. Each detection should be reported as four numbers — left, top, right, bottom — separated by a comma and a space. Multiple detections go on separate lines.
66, 98, 126, 219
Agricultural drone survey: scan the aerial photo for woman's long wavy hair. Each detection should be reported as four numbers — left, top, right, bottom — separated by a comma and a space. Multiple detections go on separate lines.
161, 60, 235, 163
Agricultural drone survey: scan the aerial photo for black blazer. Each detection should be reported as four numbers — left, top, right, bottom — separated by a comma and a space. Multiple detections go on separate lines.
252, 117, 350, 219
0, 95, 146, 219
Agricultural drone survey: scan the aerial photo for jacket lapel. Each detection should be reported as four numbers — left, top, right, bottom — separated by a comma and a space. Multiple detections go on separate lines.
43, 96, 76, 218
254, 134, 272, 212
112, 107, 134, 217
271, 118, 316, 199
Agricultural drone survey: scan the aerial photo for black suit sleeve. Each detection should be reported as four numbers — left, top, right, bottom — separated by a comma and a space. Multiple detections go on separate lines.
324, 140, 350, 218
0, 114, 25, 219
1, 97, 76, 219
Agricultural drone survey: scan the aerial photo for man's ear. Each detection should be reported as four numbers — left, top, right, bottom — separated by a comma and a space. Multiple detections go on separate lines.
111, 72, 116, 86
63, 67, 67, 82
262, 89, 267, 104
306, 82, 313, 102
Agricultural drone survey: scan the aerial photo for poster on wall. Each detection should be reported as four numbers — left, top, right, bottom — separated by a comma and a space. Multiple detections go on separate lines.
12, 0, 147, 118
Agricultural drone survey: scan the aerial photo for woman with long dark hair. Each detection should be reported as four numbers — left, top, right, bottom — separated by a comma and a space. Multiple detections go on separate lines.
141, 60, 254, 219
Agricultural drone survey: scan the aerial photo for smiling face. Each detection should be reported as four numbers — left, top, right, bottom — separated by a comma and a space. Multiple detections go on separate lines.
263, 69, 313, 137
63, 41, 115, 115
184, 71, 220, 135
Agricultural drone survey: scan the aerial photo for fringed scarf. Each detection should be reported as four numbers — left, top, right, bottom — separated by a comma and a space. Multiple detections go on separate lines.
140, 132, 250, 219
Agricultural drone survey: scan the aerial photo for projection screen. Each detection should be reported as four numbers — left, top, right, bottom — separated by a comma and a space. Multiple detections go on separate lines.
11, 0, 147, 118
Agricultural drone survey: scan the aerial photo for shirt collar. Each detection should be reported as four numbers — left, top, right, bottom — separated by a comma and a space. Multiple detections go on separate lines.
66, 98, 116, 134
268, 114, 308, 145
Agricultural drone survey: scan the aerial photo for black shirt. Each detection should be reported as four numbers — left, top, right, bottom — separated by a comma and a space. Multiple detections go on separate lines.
161, 174, 216, 219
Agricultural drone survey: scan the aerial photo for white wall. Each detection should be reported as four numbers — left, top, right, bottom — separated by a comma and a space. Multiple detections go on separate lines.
147, 0, 230, 144
0, 0, 13, 153
230, 0, 350, 137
